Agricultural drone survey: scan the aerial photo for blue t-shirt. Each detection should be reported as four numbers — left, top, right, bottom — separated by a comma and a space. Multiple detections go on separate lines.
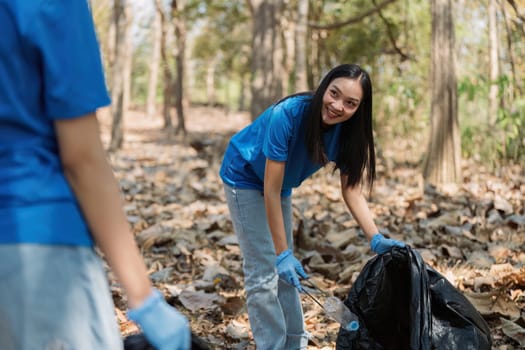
220, 95, 341, 196
0, 1, 111, 246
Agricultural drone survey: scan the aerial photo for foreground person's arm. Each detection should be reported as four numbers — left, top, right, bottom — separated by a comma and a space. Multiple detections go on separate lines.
55, 113, 190, 350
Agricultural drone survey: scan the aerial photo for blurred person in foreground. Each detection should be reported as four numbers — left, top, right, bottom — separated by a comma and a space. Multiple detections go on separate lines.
0, 1, 189, 349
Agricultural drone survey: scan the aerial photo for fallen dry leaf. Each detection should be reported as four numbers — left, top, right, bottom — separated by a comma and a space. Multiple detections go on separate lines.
499, 317, 525, 347
97, 108, 525, 348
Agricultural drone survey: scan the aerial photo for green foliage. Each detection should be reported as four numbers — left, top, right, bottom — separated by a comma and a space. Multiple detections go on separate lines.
93, 0, 524, 169
458, 74, 493, 163
497, 98, 525, 161
130, 42, 151, 106
458, 75, 488, 101
461, 125, 496, 166
189, 0, 250, 109
459, 74, 525, 164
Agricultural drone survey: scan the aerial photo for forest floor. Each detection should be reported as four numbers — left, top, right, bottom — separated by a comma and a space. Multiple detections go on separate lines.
98, 106, 525, 349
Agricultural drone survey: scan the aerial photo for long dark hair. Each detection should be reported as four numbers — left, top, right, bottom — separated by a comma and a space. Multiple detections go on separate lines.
304, 64, 376, 190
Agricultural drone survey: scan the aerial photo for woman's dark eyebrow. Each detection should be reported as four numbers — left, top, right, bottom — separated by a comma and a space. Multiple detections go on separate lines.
332, 84, 360, 103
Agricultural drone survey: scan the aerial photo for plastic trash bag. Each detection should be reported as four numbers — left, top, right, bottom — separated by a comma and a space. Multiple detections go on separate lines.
124, 332, 210, 350
336, 246, 492, 350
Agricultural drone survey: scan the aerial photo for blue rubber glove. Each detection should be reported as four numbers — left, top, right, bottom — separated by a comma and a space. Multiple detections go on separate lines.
128, 289, 190, 350
370, 233, 405, 255
275, 249, 308, 291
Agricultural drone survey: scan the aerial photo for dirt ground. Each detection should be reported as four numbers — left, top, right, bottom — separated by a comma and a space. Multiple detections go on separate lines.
98, 106, 525, 349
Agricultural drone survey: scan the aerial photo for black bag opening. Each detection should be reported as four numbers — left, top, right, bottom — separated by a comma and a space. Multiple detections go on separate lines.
124, 332, 210, 350
336, 246, 492, 350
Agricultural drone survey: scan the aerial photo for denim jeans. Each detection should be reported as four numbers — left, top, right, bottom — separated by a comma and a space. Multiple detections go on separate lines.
224, 184, 308, 350
0, 244, 123, 350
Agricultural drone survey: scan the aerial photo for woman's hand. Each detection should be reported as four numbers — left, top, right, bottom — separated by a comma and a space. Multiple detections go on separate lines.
128, 289, 191, 350
370, 233, 405, 254
275, 249, 308, 290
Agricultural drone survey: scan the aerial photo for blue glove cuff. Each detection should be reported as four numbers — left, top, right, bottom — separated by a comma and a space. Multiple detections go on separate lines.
276, 249, 292, 266
370, 233, 384, 252
127, 289, 162, 322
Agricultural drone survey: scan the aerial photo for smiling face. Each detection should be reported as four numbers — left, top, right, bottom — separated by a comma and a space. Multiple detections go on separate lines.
321, 77, 363, 127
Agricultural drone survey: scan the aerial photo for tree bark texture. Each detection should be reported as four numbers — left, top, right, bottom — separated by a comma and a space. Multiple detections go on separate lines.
206, 57, 218, 106
488, 0, 500, 125
155, 0, 173, 129
146, 9, 161, 119
109, 0, 128, 151
282, 8, 295, 94
249, 0, 284, 120
423, 0, 461, 186
295, 0, 309, 92
308, 0, 323, 89
122, 5, 133, 115
238, 73, 249, 112
500, 2, 519, 99
172, 0, 187, 135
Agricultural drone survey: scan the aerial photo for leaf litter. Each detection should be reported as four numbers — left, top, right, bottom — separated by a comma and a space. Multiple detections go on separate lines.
98, 107, 524, 349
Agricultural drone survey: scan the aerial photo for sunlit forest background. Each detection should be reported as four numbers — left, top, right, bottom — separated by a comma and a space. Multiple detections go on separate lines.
91, 0, 523, 169
88, 0, 524, 348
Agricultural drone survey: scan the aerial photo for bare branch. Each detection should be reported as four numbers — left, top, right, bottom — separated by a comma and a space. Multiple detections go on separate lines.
309, 0, 397, 30
373, 0, 411, 61
506, 0, 525, 21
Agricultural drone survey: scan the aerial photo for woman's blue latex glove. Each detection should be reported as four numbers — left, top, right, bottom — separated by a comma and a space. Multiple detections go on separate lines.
128, 289, 190, 350
370, 233, 405, 255
275, 249, 308, 291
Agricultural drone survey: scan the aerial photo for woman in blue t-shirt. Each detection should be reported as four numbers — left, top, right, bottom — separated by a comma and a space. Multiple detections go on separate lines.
0, 2, 189, 349
220, 64, 405, 349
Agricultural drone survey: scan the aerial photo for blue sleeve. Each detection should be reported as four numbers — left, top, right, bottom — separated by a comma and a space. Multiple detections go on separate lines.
35, 0, 110, 119
263, 102, 294, 162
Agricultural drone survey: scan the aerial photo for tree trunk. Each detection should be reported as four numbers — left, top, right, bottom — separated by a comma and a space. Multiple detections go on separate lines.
206, 57, 217, 106
146, 9, 161, 119
122, 4, 133, 114
500, 1, 519, 99
308, 0, 323, 88
155, 0, 173, 129
172, 0, 187, 136
423, 0, 461, 187
273, 5, 284, 99
186, 36, 196, 108
106, 10, 116, 89
488, 0, 499, 125
109, 0, 127, 151
248, 0, 284, 120
238, 72, 249, 111
295, 0, 309, 92
281, 7, 295, 94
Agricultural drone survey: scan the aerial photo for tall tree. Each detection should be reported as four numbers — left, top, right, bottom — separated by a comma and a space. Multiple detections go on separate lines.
247, 0, 284, 120
146, 8, 161, 119
488, 0, 500, 125
206, 56, 219, 106
295, 0, 309, 92
172, 0, 187, 135
423, 0, 461, 186
109, 0, 130, 150
155, 0, 173, 129
500, 1, 519, 100
281, 5, 295, 94
122, 5, 133, 115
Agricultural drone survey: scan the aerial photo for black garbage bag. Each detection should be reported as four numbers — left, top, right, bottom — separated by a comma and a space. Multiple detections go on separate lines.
336, 246, 492, 350
124, 332, 210, 350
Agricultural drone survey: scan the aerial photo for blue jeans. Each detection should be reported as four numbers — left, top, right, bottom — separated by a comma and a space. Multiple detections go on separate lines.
224, 184, 308, 350
0, 244, 123, 350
